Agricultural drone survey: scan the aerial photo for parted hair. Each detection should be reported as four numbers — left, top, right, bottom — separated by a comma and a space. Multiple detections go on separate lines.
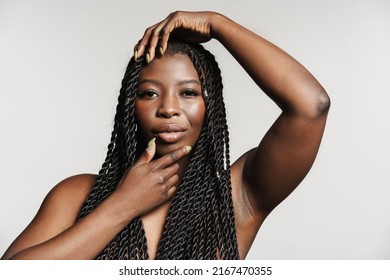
78, 39, 239, 259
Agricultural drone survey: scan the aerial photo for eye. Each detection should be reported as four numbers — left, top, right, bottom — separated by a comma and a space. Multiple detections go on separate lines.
180, 89, 201, 98
137, 90, 159, 99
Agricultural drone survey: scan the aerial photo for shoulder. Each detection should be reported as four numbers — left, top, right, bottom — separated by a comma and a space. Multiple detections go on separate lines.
44, 174, 97, 212
49, 173, 97, 196
33, 173, 98, 233
1, 174, 98, 259
34, 173, 98, 227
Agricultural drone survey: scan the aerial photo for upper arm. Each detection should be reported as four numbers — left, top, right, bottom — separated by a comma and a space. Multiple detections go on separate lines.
1, 174, 96, 259
235, 107, 329, 217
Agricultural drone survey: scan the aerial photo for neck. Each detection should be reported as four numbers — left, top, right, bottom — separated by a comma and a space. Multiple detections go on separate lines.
176, 154, 192, 186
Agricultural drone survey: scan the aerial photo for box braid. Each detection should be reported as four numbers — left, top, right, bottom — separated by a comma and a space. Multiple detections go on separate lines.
77, 39, 239, 260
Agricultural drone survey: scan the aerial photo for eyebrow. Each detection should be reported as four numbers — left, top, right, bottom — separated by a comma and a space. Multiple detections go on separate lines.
138, 79, 200, 86
177, 79, 201, 86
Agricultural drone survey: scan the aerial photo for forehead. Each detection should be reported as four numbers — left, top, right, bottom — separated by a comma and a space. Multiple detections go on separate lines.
138, 54, 200, 84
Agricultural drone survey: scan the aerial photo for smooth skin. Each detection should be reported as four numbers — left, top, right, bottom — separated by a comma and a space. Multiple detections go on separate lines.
135, 53, 206, 157
2, 11, 330, 260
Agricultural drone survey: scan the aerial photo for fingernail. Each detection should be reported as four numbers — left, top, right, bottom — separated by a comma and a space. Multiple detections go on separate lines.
133, 44, 138, 61
146, 53, 151, 64
185, 146, 192, 153
158, 46, 164, 56
146, 137, 156, 151
134, 50, 138, 61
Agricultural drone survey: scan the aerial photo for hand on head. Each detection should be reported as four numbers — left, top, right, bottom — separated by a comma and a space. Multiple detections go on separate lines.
135, 11, 217, 63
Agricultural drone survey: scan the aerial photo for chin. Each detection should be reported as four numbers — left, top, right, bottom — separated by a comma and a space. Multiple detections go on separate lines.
154, 140, 191, 157
155, 141, 179, 155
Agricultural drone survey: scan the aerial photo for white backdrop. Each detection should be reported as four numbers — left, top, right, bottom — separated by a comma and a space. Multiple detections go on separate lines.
1, 0, 389, 259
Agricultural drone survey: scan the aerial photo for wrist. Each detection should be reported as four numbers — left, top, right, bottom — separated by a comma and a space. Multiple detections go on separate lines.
209, 12, 232, 41
97, 191, 137, 229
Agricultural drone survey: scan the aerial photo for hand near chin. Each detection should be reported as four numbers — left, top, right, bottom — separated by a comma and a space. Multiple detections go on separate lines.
135, 11, 218, 62
115, 138, 191, 217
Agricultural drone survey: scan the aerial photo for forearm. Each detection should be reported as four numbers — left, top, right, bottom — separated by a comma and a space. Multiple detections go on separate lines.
3, 143, 188, 260
210, 13, 329, 116
6, 193, 135, 260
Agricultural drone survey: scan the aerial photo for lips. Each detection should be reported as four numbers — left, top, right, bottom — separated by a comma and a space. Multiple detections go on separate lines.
153, 124, 187, 143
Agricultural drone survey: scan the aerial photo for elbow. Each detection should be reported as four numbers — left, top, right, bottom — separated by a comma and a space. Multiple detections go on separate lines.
316, 89, 331, 116
313, 90, 331, 118
297, 89, 331, 119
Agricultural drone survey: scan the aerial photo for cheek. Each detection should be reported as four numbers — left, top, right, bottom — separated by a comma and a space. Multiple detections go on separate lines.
134, 102, 153, 132
185, 101, 206, 129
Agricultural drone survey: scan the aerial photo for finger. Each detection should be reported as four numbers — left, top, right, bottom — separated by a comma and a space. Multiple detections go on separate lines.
137, 20, 166, 60
166, 185, 177, 200
158, 14, 180, 54
154, 145, 192, 169
146, 29, 162, 62
144, 20, 170, 62
158, 28, 170, 57
165, 174, 179, 188
137, 16, 173, 62
136, 24, 159, 58
153, 13, 185, 57
162, 162, 180, 178
133, 138, 156, 167
164, 175, 179, 198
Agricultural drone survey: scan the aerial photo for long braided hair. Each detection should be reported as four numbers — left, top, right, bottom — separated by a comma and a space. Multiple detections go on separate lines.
78, 39, 239, 259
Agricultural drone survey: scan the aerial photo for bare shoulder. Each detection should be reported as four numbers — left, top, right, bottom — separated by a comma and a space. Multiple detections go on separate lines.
30, 173, 97, 233
1, 174, 97, 259
27, 173, 97, 229
46, 174, 97, 209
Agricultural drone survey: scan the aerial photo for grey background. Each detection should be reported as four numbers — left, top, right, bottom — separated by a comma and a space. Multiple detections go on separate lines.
1, 0, 389, 259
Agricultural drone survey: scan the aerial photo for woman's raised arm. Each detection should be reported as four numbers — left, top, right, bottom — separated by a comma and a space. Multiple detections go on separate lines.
213, 12, 330, 216
136, 11, 330, 217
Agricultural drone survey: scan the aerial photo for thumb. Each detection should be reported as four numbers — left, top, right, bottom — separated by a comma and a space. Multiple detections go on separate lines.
133, 137, 156, 167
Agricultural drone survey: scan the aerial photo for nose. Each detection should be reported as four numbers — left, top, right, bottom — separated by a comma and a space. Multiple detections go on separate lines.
156, 92, 181, 118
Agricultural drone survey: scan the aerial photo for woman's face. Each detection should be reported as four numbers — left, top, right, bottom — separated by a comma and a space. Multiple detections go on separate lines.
135, 54, 206, 156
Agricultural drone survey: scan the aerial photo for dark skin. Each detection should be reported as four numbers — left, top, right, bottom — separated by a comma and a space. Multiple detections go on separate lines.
2, 11, 330, 260
135, 53, 206, 157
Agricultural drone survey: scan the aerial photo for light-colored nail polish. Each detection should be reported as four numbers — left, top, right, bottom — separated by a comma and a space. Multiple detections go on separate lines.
146, 53, 151, 64
159, 46, 164, 56
134, 50, 138, 61
146, 137, 156, 151
185, 146, 192, 153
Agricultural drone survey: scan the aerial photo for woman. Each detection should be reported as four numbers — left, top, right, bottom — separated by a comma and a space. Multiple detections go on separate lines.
2, 11, 330, 260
